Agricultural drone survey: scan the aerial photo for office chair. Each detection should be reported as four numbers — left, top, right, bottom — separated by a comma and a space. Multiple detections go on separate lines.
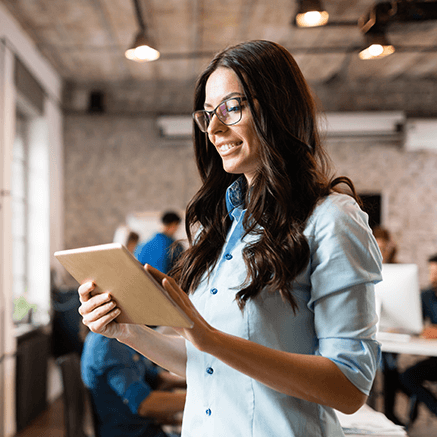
56, 352, 100, 437
406, 382, 437, 429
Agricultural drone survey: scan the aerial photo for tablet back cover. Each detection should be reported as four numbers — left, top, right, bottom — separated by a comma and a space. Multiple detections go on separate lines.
54, 243, 193, 328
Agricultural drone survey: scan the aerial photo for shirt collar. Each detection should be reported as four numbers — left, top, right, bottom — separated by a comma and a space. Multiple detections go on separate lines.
226, 176, 247, 217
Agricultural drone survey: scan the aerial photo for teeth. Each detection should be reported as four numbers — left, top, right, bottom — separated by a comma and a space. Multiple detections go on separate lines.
218, 142, 241, 151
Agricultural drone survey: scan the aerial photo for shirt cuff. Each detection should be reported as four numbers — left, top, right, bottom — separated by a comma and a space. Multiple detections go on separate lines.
318, 337, 381, 395
123, 381, 153, 415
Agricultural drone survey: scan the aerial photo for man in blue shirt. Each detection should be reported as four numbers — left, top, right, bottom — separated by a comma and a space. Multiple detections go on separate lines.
134, 212, 184, 274
400, 254, 437, 420
81, 331, 185, 437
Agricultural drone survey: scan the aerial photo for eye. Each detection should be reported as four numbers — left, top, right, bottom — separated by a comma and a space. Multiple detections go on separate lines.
225, 100, 240, 113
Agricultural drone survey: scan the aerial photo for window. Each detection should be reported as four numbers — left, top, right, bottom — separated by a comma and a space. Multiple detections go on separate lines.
11, 112, 29, 311
11, 105, 50, 325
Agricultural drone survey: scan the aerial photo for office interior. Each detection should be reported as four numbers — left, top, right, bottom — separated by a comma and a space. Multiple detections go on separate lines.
1, 1, 437, 436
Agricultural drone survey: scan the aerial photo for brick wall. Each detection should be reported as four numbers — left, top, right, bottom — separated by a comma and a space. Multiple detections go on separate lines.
63, 80, 437, 287
63, 114, 200, 250
327, 137, 437, 286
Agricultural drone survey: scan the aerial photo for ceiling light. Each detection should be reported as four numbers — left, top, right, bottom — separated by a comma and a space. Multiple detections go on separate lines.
358, 3, 395, 60
295, 0, 329, 28
125, 0, 160, 62
125, 31, 160, 62
359, 31, 395, 60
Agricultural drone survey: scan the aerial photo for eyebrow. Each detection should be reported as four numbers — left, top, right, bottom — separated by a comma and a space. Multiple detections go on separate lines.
204, 92, 243, 109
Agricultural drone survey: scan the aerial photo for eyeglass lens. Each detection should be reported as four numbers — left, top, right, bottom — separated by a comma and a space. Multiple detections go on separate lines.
193, 98, 242, 132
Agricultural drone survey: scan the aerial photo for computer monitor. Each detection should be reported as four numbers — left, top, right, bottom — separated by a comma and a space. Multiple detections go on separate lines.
374, 263, 424, 335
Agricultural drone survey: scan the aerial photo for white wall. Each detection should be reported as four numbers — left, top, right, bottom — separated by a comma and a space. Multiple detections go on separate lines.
0, 4, 63, 436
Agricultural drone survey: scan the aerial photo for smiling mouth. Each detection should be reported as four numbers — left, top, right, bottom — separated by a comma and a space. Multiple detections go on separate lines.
217, 141, 243, 153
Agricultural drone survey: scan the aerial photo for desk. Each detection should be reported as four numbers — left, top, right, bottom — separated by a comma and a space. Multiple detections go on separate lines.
336, 404, 407, 436
378, 334, 437, 357
15, 324, 50, 431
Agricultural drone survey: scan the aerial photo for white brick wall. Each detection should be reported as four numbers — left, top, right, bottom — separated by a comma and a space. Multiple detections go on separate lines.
64, 115, 199, 250
327, 138, 437, 287
64, 114, 437, 289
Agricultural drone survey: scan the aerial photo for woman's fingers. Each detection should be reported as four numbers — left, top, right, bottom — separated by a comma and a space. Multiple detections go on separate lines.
86, 306, 121, 334
77, 281, 120, 332
162, 278, 200, 325
79, 293, 121, 335
144, 263, 166, 282
79, 289, 113, 315
78, 281, 96, 302
77, 281, 130, 340
162, 277, 186, 305
144, 264, 188, 307
80, 298, 116, 321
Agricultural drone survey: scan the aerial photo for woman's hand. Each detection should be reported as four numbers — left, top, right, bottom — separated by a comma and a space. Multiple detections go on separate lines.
78, 281, 127, 339
145, 264, 215, 352
78, 274, 189, 377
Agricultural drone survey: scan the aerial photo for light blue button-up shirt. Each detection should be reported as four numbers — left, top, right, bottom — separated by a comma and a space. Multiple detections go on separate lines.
182, 177, 382, 437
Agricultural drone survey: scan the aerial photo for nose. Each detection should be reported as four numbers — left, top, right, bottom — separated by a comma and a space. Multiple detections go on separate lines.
207, 112, 226, 135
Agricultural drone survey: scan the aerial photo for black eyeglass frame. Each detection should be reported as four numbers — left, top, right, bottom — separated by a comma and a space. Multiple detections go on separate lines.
192, 97, 247, 133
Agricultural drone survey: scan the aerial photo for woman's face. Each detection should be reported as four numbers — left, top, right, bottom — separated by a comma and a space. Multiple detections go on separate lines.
204, 67, 261, 185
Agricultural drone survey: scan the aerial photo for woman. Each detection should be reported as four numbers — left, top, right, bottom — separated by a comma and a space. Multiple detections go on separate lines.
79, 40, 382, 436
373, 226, 397, 264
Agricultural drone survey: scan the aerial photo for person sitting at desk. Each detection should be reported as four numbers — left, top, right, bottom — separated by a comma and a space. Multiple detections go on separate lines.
399, 254, 437, 422
372, 226, 403, 426
81, 331, 186, 437
126, 231, 140, 255
113, 226, 140, 254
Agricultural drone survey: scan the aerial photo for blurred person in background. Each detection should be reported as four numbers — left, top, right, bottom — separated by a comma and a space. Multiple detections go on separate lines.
372, 226, 403, 426
81, 329, 186, 437
113, 225, 140, 254
134, 211, 184, 274
400, 254, 437, 425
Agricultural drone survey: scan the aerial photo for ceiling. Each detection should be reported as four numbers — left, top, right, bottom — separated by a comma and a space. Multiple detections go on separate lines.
3, 0, 437, 112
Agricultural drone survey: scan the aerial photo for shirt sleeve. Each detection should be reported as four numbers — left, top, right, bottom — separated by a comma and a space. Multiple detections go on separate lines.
106, 348, 159, 415
307, 195, 383, 395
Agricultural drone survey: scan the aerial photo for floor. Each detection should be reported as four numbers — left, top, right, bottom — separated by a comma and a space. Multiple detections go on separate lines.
369, 353, 437, 437
377, 388, 437, 437
16, 396, 64, 437
14, 371, 437, 437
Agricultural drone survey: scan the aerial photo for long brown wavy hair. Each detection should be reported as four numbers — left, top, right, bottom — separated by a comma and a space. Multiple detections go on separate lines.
171, 40, 359, 312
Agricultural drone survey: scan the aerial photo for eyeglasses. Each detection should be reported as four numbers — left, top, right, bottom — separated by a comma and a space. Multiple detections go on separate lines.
192, 97, 246, 133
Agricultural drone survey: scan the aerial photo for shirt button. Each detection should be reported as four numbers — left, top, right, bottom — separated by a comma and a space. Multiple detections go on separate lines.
225, 253, 233, 260
210, 288, 218, 295
206, 367, 214, 375
206, 408, 212, 416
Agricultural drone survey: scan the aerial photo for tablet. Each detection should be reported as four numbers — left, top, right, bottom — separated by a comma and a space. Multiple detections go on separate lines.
54, 242, 193, 328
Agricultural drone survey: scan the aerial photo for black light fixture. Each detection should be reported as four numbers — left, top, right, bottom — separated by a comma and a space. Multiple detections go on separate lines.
292, 0, 437, 59
358, 1, 395, 60
358, 28, 395, 60
294, 0, 329, 28
125, 0, 160, 62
